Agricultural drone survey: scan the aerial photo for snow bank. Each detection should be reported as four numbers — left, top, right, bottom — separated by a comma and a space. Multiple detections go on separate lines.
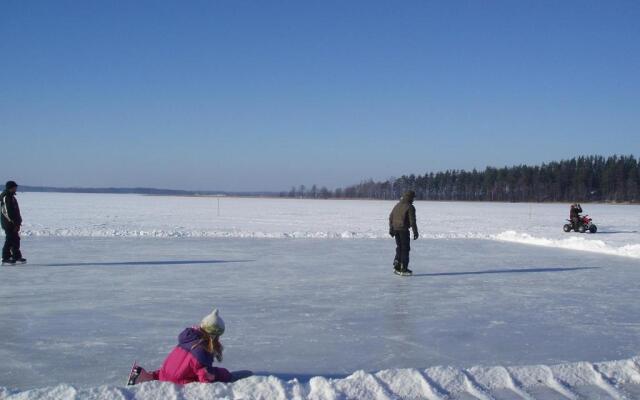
3, 357, 640, 399
494, 230, 640, 259
18, 227, 489, 240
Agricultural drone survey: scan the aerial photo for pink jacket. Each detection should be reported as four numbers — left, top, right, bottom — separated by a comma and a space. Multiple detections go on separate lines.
152, 327, 232, 384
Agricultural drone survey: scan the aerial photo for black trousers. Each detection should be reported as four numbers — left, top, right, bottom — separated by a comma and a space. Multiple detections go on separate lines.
2, 228, 21, 260
393, 229, 410, 268
571, 217, 581, 230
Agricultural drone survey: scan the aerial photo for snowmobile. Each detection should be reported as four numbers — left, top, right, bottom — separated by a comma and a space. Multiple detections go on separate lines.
563, 215, 597, 233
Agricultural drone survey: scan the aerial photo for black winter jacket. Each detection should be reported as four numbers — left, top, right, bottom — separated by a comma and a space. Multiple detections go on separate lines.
570, 204, 582, 220
1, 191, 22, 230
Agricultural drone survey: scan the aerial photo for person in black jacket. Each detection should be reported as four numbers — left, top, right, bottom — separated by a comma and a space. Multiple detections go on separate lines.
1, 181, 25, 265
389, 190, 419, 274
570, 203, 583, 231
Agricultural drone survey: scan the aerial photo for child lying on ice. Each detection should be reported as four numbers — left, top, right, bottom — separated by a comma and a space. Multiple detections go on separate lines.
128, 309, 234, 385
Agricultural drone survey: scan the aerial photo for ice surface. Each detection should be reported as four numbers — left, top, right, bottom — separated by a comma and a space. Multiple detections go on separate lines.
1, 194, 640, 399
2, 237, 640, 394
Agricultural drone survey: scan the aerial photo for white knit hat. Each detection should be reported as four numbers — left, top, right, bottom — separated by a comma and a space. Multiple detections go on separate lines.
200, 308, 225, 336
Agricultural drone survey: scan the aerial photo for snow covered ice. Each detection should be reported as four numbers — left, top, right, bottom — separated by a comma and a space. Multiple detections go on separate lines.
1, 193, 640, 399
15, 193, 640, 258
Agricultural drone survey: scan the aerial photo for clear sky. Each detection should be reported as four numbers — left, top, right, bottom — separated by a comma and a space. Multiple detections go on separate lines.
1, 1, 639, 191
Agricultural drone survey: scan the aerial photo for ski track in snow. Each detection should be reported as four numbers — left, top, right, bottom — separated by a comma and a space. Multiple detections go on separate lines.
3, 357, 640, 399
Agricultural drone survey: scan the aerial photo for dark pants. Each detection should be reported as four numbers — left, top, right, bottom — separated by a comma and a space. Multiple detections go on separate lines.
571, 217, 581, 230
2, 228, 21, 261
393, 229, 410, 269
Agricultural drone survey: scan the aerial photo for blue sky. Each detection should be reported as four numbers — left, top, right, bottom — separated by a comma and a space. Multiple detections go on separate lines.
1, 1, 639, 191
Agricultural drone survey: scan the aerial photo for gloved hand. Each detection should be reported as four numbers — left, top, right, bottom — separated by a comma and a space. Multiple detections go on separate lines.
212, 338, 224, 362
413, 232, 419, 240
389, 229, 395, 238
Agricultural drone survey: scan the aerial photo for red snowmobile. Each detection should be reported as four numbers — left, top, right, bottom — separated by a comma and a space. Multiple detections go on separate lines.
563, 215, 597, 233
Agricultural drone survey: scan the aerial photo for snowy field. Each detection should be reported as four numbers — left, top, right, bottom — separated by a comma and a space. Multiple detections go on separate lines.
14, 193, 640, 259
1, 193, 640, 399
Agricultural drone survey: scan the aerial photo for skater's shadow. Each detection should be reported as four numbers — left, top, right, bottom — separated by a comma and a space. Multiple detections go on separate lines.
39, 259, 255, 267
411, 266, 598, 277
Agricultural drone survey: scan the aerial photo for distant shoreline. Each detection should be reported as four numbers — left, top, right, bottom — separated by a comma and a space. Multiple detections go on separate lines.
18, 185, 275, 197
16, 187, 639, 204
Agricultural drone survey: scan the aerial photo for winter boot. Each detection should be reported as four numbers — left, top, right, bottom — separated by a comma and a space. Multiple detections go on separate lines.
393, 259, 401, 272
2, 259, 16, 266
13, 257, 26, 264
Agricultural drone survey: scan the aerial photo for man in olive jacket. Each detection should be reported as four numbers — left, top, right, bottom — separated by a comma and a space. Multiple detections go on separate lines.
1, 181, 25, 265
389, 190, 419, 274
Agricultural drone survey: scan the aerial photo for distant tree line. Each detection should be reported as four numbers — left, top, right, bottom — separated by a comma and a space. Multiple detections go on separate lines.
281, 155, 640, 203
21, 186, 281, 197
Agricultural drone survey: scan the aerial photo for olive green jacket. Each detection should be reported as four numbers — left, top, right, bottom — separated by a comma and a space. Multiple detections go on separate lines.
389, 199, 418, 235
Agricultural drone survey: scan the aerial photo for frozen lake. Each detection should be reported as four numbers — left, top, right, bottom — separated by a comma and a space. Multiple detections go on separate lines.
2, 194, 640, 399
2, 236, 640, 392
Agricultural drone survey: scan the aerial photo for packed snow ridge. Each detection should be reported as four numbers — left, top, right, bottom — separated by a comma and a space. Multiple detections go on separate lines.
4, 357, 640, 399
493, 231, 640, 259
19, 227, 488, 240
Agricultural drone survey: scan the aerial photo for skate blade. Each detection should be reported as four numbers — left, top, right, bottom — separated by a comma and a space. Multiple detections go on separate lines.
127, 361, 140, 386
